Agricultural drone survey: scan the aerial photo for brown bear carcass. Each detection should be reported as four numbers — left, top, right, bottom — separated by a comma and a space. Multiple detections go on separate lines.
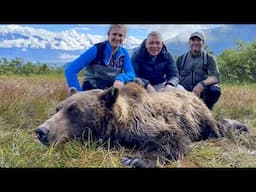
35, 83, 248, 167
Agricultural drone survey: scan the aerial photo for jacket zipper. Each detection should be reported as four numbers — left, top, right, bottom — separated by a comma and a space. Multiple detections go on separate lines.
191, 69, 194, 90
107, 52, 124, 66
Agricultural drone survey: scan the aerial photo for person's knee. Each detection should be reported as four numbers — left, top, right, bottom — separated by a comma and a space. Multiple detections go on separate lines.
176, 84, 185, 90
208, 85, 221, 98
133, 77, 146, 87
202, 84, 221, 109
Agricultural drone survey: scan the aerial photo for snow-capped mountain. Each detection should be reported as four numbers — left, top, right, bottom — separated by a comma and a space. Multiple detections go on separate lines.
165, 24, 256, 56
0, 24, 256, 66
0, 25, 143, 65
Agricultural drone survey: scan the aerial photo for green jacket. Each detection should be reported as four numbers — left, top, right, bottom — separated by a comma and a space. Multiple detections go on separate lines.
176, 51, 220, 91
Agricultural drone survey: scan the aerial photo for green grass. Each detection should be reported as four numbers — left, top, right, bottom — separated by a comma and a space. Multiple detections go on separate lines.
0, 75, 256, 167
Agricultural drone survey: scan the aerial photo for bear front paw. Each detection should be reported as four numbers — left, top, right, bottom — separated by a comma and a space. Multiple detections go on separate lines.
121, 156, 140, 167
121, 156, 155, 168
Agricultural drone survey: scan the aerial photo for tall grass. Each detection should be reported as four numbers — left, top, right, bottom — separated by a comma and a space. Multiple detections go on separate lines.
0, 75, 256, 167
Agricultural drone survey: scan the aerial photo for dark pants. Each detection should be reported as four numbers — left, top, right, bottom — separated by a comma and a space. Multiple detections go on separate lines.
82, 81, 93, 91
82, 80, 114, 91
200, 84, 221, 110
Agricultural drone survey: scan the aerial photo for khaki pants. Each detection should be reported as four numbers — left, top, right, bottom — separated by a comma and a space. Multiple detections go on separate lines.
153, 83, 185, 91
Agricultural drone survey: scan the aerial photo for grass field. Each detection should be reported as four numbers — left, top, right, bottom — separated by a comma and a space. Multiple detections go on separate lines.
0, 74, 256, 168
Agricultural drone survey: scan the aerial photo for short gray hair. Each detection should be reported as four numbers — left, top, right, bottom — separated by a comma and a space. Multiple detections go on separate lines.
147, 31, 162, 41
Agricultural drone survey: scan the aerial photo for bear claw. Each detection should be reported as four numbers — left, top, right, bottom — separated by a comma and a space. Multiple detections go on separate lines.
121, 157, 140, 167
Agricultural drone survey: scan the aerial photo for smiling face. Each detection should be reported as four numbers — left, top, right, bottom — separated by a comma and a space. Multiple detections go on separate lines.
189, 37, 204, 54
145, 33, 163, 56
108, 26, 126, 50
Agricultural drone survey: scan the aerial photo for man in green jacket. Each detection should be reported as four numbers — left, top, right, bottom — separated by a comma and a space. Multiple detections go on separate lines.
176, 32, 221, 109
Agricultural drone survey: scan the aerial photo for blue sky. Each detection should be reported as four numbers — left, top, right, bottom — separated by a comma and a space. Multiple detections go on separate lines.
0, 24, 255, 63
0, 24, 226, 53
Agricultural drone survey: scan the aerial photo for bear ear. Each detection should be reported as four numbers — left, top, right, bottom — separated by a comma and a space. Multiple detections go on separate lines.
69, 87, 78, 96
99, 87, 119, 109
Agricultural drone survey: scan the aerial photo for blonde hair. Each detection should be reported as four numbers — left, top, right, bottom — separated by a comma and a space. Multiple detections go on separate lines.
107, 24, 128, 36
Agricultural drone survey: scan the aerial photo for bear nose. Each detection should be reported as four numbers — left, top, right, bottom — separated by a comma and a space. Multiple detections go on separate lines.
35, 126, 50, 145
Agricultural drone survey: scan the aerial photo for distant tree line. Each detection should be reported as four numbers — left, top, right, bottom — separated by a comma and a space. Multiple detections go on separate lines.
0, 58, 63, 75
217, 39, 256, 83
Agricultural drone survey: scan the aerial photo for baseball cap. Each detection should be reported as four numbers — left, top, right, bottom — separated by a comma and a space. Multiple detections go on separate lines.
189, 32, 204, 41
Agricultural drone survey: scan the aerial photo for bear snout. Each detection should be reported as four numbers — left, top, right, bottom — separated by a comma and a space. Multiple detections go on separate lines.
35, 126, 50, 146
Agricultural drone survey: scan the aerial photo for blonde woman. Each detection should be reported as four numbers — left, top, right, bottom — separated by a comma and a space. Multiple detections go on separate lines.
65, 24, 135, 92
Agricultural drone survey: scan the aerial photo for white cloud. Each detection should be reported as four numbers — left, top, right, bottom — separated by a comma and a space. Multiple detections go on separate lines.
128, 24, 224, 42
59, 53, 78, 60
124, 36, 143, 49
0, 24, 143, 51
73, 27, 89, 31
0, 24, 222, 51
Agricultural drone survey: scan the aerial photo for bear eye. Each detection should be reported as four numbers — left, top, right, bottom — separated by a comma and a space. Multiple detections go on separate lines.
67, 103, 81, 116
55, 102, 64, 113
56, 105, 64, 113
55, 107, 60, 113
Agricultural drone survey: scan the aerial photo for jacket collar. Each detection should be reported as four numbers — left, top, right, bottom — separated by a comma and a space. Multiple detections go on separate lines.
106, 41, 125, 56
105, 41, 125, 64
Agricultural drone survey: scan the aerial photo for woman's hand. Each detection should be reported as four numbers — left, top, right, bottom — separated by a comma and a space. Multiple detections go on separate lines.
146, 84, 156, 93
113, 80, 124, 88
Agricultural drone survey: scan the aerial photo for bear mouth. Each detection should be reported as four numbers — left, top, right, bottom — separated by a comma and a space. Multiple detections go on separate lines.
37, 135, 50, 146
37, 136, 69, 147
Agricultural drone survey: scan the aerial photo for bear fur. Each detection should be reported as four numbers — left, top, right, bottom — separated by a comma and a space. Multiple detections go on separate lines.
35, 82, 248, 168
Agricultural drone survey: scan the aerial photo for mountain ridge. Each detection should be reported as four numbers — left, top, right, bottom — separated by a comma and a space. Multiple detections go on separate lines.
0, 24, 255, 66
